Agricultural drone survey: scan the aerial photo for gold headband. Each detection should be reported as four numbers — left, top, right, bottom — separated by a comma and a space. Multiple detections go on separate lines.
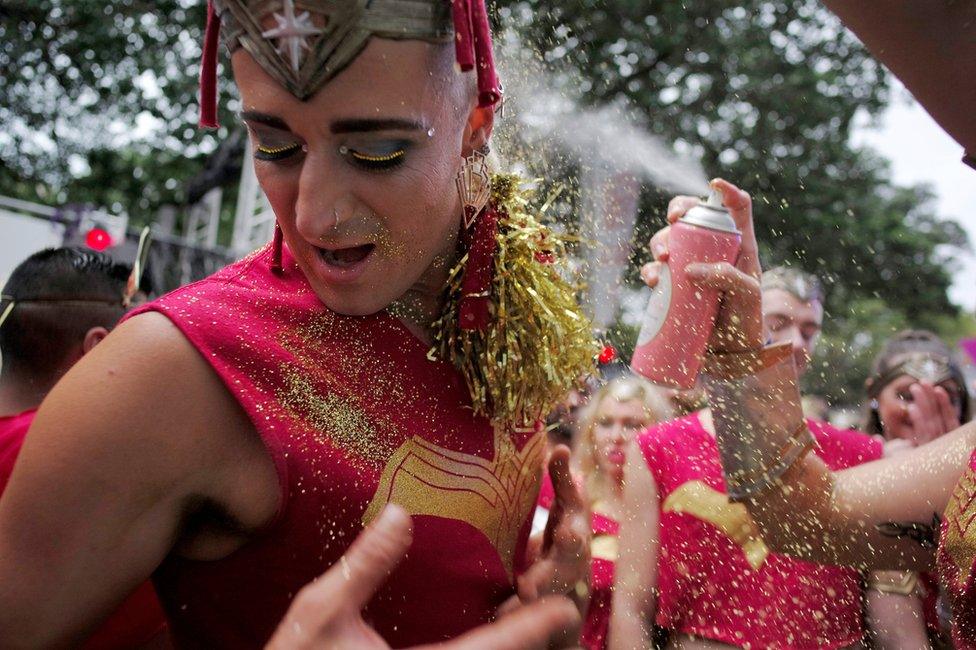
867, 352, 957, 397
213, 0, 452, 100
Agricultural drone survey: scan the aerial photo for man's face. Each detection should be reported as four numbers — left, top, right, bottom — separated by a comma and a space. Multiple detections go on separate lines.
232, 39, 475, 316
762, 288, 823, 375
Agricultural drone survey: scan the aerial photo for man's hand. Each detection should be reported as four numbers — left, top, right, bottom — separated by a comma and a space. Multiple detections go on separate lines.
641, 178, 764, 354
266, 505, 581, 650
517, 446, 591, 603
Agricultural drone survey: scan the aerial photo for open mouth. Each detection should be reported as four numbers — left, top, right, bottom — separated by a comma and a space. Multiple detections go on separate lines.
317, 243, 375, 269
607, 448, 626, 464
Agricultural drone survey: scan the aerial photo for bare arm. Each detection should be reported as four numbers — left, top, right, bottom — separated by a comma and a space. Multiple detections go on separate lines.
608, 440, 659, 650
823, 0, 976, 154
739, 422, 976, 572
0, 313, 278, 647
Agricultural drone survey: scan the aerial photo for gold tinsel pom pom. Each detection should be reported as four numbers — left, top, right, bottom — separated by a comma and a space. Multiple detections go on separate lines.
431, 173, 598, 430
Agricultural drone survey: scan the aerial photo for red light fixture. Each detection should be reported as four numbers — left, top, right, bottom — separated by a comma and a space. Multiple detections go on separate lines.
598, 344, 616, 365
85, 227, 112, 251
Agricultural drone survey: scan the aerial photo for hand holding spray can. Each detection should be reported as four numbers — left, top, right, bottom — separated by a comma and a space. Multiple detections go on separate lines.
631, 188, 741, 388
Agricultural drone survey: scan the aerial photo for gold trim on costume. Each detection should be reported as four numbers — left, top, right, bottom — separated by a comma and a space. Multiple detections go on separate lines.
869, 571, 920, 596
663, 480, 770, 570
591, 534, 618, 562
363, 429, 545, 579
943, 465, 976, 587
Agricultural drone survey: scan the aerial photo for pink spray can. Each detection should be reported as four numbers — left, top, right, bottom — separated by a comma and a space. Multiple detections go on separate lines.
631, 189, 741, 388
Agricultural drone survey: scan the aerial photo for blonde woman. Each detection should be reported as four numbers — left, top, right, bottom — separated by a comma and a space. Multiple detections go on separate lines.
538, 375, 672, 649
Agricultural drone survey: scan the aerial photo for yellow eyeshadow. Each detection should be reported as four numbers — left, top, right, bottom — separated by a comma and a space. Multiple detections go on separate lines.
349, 149, 405, 163
257, 143, 301, 155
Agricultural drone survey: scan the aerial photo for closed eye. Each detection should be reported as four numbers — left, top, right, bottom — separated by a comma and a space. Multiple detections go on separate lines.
340, 143, 409, 171
255, 142, 303, 162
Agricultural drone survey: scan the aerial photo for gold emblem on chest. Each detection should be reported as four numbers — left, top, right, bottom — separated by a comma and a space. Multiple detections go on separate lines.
592, 534, 618, 562
663, 480, 770, 570
363, 430, 545, 579
943, 466, 976, 587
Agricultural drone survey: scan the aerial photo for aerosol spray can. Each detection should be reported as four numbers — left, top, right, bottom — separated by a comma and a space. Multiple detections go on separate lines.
631, 189, 741, 388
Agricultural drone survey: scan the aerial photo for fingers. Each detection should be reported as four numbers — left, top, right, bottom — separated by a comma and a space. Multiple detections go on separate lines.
934, 385, 962, 432
640, 261, 664, 289
316, 505, 413, 611
709, 178, 761, 278
685, 261, 760, 295
908, 383, 940, 443
548, 446, 584, 513
666, 196, 701, 224
711, 178, 752, 217
438, 596, 581, 650
494, 593, 523, 619
649, 226, 671, 262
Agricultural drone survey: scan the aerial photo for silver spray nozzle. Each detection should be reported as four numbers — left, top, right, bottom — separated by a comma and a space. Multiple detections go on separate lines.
704, 187, 724, 209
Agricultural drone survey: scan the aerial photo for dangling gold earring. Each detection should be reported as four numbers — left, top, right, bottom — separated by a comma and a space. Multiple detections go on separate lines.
456, 146, 491, 230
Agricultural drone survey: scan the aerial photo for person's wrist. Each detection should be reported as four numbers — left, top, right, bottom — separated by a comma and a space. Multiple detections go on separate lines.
702, 342, 812, 501
703, 342, 790, 379
705, 327, 764, 356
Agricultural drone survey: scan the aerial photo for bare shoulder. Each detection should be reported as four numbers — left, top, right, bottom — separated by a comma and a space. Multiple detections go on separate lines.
0, 312, 281, 645
21, 310, 280, 532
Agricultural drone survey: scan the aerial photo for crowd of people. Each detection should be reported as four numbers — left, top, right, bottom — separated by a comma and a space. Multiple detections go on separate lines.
0, 0, 974, 648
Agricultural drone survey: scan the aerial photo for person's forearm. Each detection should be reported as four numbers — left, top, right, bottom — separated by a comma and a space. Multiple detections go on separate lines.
741, 425, 975, 571
823, 0, 976, 153
706, 345, 975, 571
608, 600, 654, 650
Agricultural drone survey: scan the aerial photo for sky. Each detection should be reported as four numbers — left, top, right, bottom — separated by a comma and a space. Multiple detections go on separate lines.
851, 80, 976, 312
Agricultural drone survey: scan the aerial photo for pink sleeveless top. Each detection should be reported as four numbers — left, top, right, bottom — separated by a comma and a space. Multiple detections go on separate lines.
127, 244, 544, 648
639, 413, 881, 649
938, 447, 976, 648
538, 476, 617, 650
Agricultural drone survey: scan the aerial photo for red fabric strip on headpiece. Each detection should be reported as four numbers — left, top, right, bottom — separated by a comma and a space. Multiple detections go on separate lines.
199, 0, 221, 129
469, 0, 501, 107
451, 0, 475, 72
458, 206, 498, 330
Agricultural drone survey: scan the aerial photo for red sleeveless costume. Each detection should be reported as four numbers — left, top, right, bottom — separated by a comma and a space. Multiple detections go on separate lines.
639, 413, 882, 649
938, 447, 976, 648
126, 244, 544, 648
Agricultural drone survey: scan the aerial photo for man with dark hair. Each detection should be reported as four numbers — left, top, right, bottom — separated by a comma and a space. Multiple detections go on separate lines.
0, 247, 134, 410
0, 246, 166, 648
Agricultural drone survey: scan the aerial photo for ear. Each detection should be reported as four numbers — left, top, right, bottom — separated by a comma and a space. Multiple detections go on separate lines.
461, 105, 495, 157
82, 326, 110, 355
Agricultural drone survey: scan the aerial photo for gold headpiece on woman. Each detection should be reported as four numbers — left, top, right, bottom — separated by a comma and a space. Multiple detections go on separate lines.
867, 352, 957, 398
200, 0, 501, 126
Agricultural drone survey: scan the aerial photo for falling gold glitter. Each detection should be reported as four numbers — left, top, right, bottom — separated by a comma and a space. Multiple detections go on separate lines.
278, 370, 394, 465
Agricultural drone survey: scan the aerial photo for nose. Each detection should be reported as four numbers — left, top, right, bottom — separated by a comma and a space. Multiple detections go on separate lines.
293, 154, 350, 240
610, 423, 627, 443
784, 325, 808, 358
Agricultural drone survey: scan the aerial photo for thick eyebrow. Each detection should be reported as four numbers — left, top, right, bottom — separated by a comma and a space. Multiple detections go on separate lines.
330, 118, 426, 134
240, 111, 290, 130
239, 112, 426, 135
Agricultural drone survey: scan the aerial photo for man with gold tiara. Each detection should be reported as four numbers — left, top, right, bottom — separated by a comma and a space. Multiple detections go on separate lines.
0, 0, 597, 646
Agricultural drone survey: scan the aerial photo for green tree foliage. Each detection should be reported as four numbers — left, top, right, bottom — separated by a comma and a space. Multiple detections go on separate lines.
0, 0, 236, 218
1, 0, 970, 403
496, 0, 967, 321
